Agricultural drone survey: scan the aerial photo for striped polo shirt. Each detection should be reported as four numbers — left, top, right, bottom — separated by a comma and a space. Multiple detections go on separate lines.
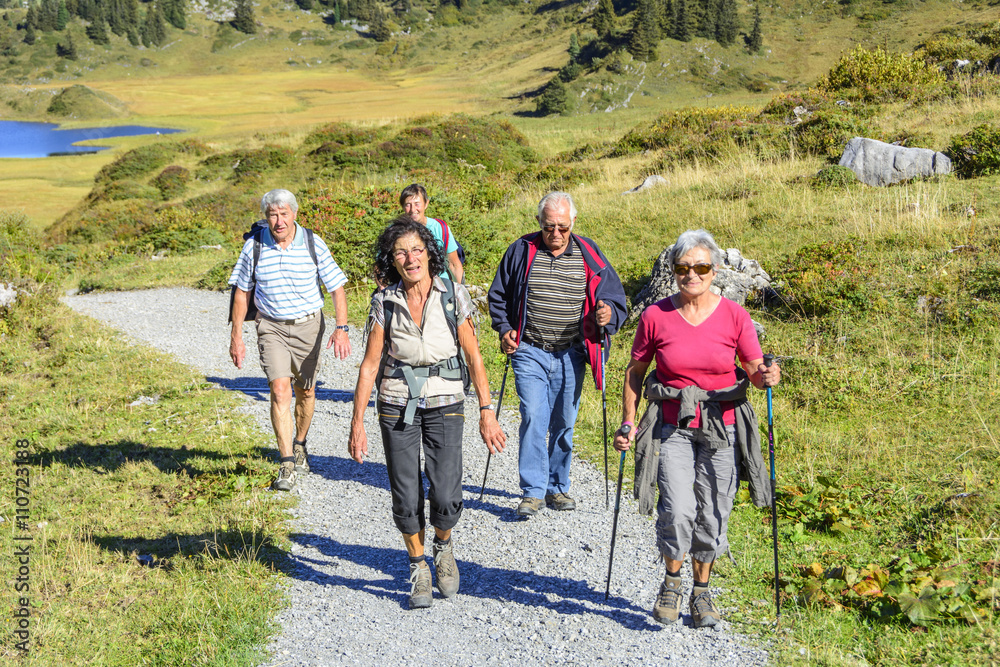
228, 223, 347, 321
523, 240, 586, 347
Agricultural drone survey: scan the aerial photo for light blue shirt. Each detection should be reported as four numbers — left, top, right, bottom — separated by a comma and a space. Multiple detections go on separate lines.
228, 223, 347, 320
425, 217, 458, 279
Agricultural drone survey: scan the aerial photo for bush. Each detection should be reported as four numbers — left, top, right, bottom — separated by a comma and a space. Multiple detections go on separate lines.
779, 239, 876, 317
818, 46, 946, 102
126, 208, 228, 254
948, 124, 1000, 178
795, 111, 878, 160
535, 78, 570, 116
196, 146, 295, 181
302, 122, 384, 148
96, 143, 178, 183
614, 105, 762, 156
151, 166, 190, 200
812, 165, 857, 188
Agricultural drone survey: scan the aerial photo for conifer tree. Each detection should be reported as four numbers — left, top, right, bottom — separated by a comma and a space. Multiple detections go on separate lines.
747, 0, 761, 53
127, 25, 139, 44
233, 0, 255, 34
568, 31, 579, 61
23, 22, 36, 44
24, 4, 38, 30
627, 0, 659, 62
369, 7, 390, 41
331, 0, 340, 23
592, 0, 614, 43
56, 0, 69, 29
658, 0, 672, 38
141, 0, 167, 46
56, 30, 77, 58
715, 0, 737, 46
39, 0, 58, 31
76, 0, 96, 22
672, 0, 690, 41
163, 0, 185, 30
85, 12, 109, 43
536, 76, 568, 116
696, 0, 716, 40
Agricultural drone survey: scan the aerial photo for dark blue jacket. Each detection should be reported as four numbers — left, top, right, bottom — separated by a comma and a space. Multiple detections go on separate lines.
488, 232, 627, 390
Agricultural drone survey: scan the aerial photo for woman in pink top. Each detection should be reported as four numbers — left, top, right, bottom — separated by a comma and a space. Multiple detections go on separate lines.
613, 229, 781, 628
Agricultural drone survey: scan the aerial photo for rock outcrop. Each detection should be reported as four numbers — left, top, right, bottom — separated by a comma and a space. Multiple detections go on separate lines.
839, 137, 951, 187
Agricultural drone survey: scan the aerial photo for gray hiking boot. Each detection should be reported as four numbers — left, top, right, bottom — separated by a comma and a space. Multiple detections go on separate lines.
690, 588, 722, 628
653, 575, 683, 624
271, 462, 297, 492
408, 561, 433, 609
292, 439, 310, 474
433, 540, 460, 598
517, 497, 545, 517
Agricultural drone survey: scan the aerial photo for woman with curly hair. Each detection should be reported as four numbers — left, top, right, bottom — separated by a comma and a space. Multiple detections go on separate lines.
349, 217, 506, 609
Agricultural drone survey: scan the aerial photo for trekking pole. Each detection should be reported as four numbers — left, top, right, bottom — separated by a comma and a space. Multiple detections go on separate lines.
477, 354, 510, 501
600, 328, 609, 510
764, 354, 780, 620
604, 424, 631, 601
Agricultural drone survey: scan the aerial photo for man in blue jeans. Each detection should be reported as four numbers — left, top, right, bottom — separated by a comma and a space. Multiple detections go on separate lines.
488, 192, 627, 516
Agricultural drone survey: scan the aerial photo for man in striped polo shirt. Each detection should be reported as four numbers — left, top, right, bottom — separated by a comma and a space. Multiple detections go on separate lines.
488, 192, 627, 516
229, 189, 352, 492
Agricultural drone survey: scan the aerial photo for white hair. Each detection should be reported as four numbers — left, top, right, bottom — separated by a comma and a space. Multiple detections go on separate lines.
669, 229, 723, 268
260, 189, 298, 217
536, 191, 577, 222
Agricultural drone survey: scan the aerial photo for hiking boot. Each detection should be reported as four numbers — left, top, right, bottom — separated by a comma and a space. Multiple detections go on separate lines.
690, 588, 722, 628
271, 462, 297, 492
652, 575, 683, 625
545, 492, 576, 511
432, 540, 460, 598
292, 439, 310, 474
408, 562, 433, 609
516, 497, 545, 517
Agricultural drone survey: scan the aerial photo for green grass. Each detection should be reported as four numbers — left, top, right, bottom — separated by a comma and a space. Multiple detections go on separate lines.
0, 290, 292, 664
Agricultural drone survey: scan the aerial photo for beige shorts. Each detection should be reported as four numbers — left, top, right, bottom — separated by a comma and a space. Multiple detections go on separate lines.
256, 312, 325, 389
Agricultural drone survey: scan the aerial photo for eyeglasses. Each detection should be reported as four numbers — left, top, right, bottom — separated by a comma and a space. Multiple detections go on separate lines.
393, 246, 426, 261
673, 263, 713, 276
541, 225, 572, 234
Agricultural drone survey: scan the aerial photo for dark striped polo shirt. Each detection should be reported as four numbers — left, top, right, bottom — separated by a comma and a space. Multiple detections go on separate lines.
523, 241, 586, 347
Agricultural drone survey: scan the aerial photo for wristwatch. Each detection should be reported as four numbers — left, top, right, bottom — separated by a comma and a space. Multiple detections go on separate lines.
335, 325, 350, 332
480, 404, 494, 412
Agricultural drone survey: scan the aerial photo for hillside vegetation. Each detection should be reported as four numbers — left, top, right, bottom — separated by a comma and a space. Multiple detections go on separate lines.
2, 0, 1000, 664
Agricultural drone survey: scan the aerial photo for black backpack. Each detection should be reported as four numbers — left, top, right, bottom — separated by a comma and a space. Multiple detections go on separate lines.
375, 278, 471, 424
228, 222, 322, 324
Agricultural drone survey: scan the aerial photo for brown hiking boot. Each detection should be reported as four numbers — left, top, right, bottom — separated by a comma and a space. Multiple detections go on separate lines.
408, 562, 433, 609
292, 439, 309, 474
516, 497, 545, 517
432, 539, 460, 598
544, 493, 577, 511
653, 575, 683, 625
690, 588, 722, 628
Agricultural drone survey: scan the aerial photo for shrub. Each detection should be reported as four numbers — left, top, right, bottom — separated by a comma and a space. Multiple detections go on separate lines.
614, 105, 762, 156
948, 124, 1000, 178
812, 165, 857, 189
779, 239, 876, 317
819, 46, 946, 101
535, 78, 570, 116
126, 208, 228, 254
795, 111, 878, 160
302, 122, 384, 148
196, 146, 295, 181
151, 166, 190, 200
96, 143, 177, 183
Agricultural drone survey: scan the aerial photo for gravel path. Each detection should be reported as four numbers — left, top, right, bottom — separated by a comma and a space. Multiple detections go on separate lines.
63, 287, 769, 667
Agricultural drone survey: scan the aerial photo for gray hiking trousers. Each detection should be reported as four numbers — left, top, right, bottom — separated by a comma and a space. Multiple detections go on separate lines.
655, 423, 740, 564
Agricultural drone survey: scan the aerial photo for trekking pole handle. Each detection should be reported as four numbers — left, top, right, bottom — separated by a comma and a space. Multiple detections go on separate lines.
763, 354, 775, 368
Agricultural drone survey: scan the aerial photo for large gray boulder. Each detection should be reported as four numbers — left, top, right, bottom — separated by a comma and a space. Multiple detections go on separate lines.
839, 137, 951, 187
628, 246, 772, 334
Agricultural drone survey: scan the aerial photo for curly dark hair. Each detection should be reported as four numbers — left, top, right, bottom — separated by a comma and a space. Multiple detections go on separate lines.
373, 216, 447, 285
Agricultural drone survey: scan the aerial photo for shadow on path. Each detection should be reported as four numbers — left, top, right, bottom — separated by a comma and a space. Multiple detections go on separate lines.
280, 533, 660, 630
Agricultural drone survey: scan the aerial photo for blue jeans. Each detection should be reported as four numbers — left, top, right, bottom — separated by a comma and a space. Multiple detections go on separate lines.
510, 342, 586, 499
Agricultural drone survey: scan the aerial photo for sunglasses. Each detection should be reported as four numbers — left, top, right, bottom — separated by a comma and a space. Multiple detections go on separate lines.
541, 224, 572, 234
673, 263, 713, 276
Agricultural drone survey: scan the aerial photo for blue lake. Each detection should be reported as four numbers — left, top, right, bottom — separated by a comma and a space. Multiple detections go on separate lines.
0, 121, 182, 158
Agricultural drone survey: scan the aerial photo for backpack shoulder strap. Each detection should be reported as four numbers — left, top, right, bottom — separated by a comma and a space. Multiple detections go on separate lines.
303, 227, 319, 267
439, 219, 450, 254
250, 227, 263, 283
441, 277, 458, 341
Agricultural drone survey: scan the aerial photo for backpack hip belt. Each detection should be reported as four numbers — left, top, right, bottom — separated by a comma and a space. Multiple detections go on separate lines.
383, 356, 464, 425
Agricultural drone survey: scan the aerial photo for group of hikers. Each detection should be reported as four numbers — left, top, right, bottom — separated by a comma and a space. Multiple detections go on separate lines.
227, 185, 781, 625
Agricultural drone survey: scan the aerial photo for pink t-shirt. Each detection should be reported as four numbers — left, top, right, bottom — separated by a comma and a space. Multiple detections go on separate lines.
631, 296, 762, 428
